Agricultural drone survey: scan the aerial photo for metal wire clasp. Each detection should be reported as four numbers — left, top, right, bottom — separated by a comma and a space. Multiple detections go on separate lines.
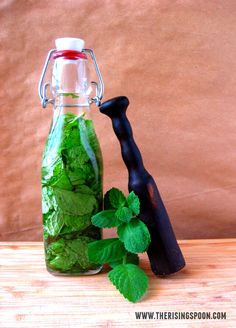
38, 49, 56, 108
83, 49, 104, 106
38, 48, 104, 108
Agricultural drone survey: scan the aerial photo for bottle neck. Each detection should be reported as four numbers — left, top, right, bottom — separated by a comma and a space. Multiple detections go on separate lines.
53, 102, 92, 121
54, 95, 90, 108
52, 56, 92, 108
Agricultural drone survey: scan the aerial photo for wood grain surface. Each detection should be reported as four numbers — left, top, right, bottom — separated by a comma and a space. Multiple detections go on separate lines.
2, 1, 236, 241
0, 239, 235, 327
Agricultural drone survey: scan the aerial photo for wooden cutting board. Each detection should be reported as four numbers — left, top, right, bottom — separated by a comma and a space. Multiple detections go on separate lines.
0, 239, 235, 327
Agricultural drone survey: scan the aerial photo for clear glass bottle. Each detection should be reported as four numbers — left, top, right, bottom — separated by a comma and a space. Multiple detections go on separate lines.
40, 38, 103, 275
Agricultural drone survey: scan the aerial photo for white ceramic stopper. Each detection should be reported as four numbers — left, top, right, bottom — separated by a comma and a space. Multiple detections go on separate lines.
55, 37, 85, 51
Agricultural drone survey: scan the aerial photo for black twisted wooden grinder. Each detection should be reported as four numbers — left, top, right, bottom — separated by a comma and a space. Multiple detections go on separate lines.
99, 96, 185, 276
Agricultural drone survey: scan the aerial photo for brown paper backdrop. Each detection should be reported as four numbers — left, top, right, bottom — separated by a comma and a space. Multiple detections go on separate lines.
0, 0, 236, 241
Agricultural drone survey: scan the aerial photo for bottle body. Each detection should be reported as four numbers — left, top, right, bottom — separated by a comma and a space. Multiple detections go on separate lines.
42, 105, 103, 275
41, 50, 103, 275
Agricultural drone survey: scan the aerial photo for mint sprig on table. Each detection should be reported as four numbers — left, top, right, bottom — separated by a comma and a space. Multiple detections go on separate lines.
88, 188, 151, 303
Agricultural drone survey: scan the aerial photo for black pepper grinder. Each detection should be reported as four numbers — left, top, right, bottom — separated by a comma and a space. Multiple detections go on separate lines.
99, 96, 185, 276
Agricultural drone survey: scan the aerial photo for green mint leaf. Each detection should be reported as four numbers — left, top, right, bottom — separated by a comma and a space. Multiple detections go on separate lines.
109, 252, 139, 268
127, 191, 140, 215
88, 238, 126, 264
44, 210, 64, 237
71, 94, 80, 99
108, 188, 126, 209
104, 190, 113, 210
67, 238, 96, 269
85, 119, 102, 153
51, 170, 72, 191
49, 253, 76, 271
58, 92, 80, 98
53, 188, 97, 216
47, 237, 96, 271
118, 219, 151, 253
115, 207, 133, 223
66, 145, 90, 168
59, 225, 77, 235
91, 210, 121, 228
42, 157, 64, 185
60, 128, 80, 151
75, 185, 94, 195
47, 239, 65, 253
77, 118, 100, 175
46, 239, 77, 271
108, 264, 148, 303
42, 187, 53, 214
64, 213, 91, 231
67, 170, 86, 186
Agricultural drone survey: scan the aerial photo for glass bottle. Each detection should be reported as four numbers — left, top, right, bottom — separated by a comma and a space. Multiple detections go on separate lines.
39, 38, 104, 275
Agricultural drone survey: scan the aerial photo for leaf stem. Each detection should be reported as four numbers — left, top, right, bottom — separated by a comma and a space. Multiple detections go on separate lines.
122, 253, 127, 264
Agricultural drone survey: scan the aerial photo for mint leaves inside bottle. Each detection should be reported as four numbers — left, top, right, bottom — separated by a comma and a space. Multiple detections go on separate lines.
42, 112, 103, 274
88, 188, 151, 303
